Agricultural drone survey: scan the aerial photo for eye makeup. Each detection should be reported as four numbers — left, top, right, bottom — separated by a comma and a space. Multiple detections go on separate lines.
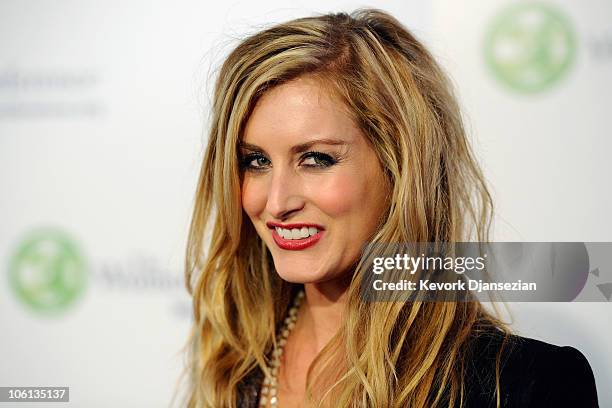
298, 151, 340, 168
239, 151, 271, 171
238, 149, 345, 172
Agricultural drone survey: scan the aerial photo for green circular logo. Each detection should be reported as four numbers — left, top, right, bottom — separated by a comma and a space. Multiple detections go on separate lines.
484, 2, 576, 93
8, 228, 87, 315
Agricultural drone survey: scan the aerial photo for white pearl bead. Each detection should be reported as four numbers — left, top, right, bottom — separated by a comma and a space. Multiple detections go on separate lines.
259, 290, 304, 408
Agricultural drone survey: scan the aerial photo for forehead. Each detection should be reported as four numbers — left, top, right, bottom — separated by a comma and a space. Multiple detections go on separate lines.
242, 76, 360, 146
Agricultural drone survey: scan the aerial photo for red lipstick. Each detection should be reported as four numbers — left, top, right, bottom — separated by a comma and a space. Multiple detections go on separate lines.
266, 222, 325, 251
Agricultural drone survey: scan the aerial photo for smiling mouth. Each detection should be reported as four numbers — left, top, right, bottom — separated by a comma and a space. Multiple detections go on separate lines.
266, 222, 325, 250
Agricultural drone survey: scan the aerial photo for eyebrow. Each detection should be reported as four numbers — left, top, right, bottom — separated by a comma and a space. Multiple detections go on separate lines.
239, 138, 349, 154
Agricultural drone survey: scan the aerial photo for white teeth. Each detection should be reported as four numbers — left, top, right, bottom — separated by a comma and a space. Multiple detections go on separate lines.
275, 227, 285, 239
275, 226, 320, 240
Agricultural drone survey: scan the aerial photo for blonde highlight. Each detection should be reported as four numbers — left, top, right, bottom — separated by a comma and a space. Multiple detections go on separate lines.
181, 8, 512, 408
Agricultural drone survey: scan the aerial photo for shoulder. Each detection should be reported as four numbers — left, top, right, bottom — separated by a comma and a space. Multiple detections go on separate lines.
463, 327, 599, 407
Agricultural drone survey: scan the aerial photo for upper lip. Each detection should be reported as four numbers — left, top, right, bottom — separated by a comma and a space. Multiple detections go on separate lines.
266, 221, 325, 230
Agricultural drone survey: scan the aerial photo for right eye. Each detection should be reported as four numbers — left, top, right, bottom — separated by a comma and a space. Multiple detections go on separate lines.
240, 153, 271, 171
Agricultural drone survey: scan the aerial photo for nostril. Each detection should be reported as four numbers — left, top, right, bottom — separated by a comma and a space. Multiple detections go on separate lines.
275, 208, 303, 221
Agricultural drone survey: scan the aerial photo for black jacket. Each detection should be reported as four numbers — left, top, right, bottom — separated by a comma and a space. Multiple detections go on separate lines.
236, 328, 599, 407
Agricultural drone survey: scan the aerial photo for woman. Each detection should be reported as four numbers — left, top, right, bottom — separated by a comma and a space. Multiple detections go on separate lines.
182, 9, 599, 407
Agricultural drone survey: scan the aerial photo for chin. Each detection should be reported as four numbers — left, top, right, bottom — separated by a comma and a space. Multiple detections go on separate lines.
273, 262, 327, 284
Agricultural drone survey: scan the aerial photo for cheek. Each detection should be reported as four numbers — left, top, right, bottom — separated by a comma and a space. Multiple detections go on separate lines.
304, 171, 366, 217
241, 176, 267, 218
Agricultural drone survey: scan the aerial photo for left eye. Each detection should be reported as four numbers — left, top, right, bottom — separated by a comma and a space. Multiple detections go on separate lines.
300, 152, 337, 168
239, 153, 271, 171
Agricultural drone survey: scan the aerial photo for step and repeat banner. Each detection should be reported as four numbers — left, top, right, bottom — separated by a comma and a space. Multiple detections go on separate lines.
1, 1, 610, 406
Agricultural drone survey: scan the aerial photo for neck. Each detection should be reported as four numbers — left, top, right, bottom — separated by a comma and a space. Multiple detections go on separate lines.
299, 277, 350, 354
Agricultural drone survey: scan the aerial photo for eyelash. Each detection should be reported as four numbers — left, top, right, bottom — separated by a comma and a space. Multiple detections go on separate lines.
239, 151, 339, 172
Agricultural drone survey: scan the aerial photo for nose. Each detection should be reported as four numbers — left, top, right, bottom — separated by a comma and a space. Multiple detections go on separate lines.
265, 166, 305, 220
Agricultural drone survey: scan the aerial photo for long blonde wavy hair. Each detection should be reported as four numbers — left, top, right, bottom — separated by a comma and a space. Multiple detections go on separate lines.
182, 8, 511, 408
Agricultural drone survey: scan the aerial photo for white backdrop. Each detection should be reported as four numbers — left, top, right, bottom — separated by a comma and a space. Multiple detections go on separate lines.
1, 1, 609, 407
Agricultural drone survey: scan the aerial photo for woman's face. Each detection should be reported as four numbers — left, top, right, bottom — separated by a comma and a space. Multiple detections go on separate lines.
240, 76, 389, 284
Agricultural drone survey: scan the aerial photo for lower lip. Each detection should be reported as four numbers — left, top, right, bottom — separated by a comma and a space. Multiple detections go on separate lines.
271, 229, 324, 250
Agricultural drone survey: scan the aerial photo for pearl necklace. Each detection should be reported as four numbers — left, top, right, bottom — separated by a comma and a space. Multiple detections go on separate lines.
259, 289, 305, 407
